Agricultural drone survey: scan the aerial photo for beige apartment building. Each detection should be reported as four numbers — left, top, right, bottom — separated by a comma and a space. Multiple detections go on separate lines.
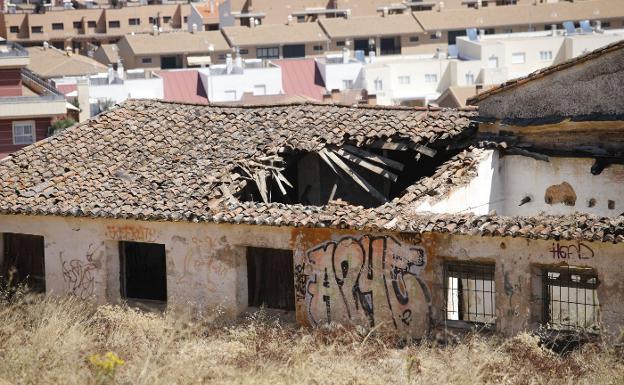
0, 3, 191, 52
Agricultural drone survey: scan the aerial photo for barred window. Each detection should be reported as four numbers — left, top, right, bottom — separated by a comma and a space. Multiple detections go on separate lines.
542, 266, 599, 332
444, 262, 496, 326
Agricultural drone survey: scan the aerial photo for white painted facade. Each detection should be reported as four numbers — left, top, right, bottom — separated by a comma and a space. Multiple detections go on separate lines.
315, 53, 364, 92
198, 59, 282, 102
416, 150, 624, 217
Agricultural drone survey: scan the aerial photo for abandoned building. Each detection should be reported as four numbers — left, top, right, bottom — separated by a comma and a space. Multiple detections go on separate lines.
0, 39, 623, 339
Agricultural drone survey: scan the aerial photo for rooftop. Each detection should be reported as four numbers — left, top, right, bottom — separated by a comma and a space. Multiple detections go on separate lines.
319, 13, 422, 39
25, 46, 108, 79
121, 31, 230, 56
222, 22, 328, 46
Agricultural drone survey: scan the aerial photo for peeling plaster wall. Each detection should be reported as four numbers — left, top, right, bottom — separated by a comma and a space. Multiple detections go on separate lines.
1, 214, 623, 338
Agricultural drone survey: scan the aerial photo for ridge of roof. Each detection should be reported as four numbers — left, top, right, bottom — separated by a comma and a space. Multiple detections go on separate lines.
468, 39, 624, 105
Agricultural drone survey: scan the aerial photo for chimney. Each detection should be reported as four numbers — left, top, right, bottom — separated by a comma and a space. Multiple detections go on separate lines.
43, 41, 49, 49
77, 78, 90, 122
117, 59, 124, 79
192, 23, 198, 33
345, 9, 351, 19
152, 24, 159, 35
107, 64, 115, 84
249, 16, 255, 27
479, 28, 485, 39
65, 46, 72, 56
368, 50, 375, 64
342, 47, 349, 64
551, 24, 557, 36
595, 20, 602, 30
235, 47, 242, 68
476, 0, 482, 8
225, 53, 233, 74
209, 0, 215, 13
382, 6, 388, 17
438, 1, 444, 12
287, 14, 292, 25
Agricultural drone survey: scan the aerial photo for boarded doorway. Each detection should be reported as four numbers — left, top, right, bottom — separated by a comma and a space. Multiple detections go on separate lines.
247, 247, 295, 311
1, 233, 45, 292
120, 241, 167, 302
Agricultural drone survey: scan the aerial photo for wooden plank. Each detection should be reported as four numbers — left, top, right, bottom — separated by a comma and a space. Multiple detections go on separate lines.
368, 140, 409, 151
332, 148, 398, 182
324, 150, 388, 203
407, 143, 437, 158
341, 144, 404, 171
254, 171, 269, 203
328, 183, 338, 202
318, 148, 340, 174
271, 171, 288, 195
274, 169, 293, 188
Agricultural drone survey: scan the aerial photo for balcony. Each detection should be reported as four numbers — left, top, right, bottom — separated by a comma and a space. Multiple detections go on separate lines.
0, 41, 30, 68
0, 68, 67, 118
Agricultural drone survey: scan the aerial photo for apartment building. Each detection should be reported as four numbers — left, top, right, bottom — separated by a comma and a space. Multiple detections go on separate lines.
116, 29, 229, 69
25, 44, 108, 78
222, 22, 328, 60
187, 0, 220, 31
0, 3, 191, 52
0, 40, 67, 156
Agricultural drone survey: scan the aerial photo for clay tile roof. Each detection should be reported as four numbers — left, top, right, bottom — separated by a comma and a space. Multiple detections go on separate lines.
122, 31, 230, 56
222, 22, 327, 46
467, 39, 624, 105
0, 99, 475, 223
25, 46, 108, 79
319, 14, 423, 39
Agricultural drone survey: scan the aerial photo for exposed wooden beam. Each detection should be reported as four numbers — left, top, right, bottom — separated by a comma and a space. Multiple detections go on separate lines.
407, 143, 437, 158
501, 147, 549, 162
324, 149, 388, 203
368, 140, 409, 151
254, 171, 269, 203
271, 171, 288, 195
341, 144, 404, 171
331, 147, 398, 182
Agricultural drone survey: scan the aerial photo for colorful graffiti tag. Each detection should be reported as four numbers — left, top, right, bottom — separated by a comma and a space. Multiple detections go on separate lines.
297, 235, 431, 335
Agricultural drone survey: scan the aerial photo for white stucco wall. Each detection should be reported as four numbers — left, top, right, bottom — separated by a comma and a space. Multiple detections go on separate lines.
199, 66, 282, 102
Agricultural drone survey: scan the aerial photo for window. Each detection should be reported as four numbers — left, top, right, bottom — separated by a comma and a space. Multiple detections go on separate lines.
141, 57, 152, 64
31, 26, 43, 33
13, 121, 35, 145
224, 90, 237, 101
430, 33, 441, 40
511, 52, 525, 64
398, 75, 410, 85
128, 18, 140, 26
488, 56, 499, 68
87, 21, 96, 28
239, 48, 249, 55
409, 36, 419, 43
253, 84, 266, 96
297, 15, 305, 22
2, 233, 46, 293
183, 16, 188, 23
313, 45, 323, 51
374, 79, 383, 91
120, 241, 167, 302
247, 247, 295, 311
52, 23, 64, 30
539, 50, 553, 61
445, 262, 496, 326
163, 16, 172, 23
336, 40, 345, 47
342, 79, 353, 89
424, 73, 437, 83
149, 16, 157, 25
256, 46, 279, 59
73, 21, 82, 29
465, 72, 475, 85
502, 28, 513, 33
9, 26, 19, 33
108, 20, 120, 28
601, 21, 610, 29
542, 267, 599, 332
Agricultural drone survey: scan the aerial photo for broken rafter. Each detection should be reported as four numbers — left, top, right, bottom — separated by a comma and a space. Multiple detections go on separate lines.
407, 143, 437, 158
330, 147, 398, 182
271, 170, 288, 196
254, 170, 269, 203
341, 144, 404, 171
323, 149, 388, 204
368, 140, 409, 151
502, 147, 550, 162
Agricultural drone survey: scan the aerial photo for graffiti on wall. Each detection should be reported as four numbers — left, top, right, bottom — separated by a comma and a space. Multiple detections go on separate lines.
60, 244, 100, 299
105, 224, 156, 243
549, 242, 594, 260
296, 234, 431, 334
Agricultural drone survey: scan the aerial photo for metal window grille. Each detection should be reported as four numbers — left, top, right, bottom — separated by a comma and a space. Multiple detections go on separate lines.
444, 262, 496, 325
542, 267, 599, 332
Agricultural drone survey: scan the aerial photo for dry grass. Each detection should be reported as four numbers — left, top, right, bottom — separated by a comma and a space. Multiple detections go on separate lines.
0, 293, 623, 385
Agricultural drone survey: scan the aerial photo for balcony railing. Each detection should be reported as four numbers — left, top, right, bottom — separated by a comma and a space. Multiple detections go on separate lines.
21, 68, 64, 97
0, 94, 65, 104
0, 42, 29, 58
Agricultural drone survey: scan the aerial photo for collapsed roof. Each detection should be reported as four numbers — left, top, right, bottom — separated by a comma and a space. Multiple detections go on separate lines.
1, 99, 623, 244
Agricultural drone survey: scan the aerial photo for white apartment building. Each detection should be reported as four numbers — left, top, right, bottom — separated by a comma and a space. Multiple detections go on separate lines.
198, 56, 282, 102
364, 27, 624, 106
315, 50, 365, 92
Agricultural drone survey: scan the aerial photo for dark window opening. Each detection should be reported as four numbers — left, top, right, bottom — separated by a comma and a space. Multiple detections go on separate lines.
10, 26, 19, 33
282, 44, 305, 58
206, 23, 219, 31
542, 266, 599, 332
236, 143, 463, 209
160, 55, 182, 69
52, 23, 64, 30
73, 21, 82, 29
31, 26, 43, 33
257, 46, 279, 59
354, 38, 372, 55
87, 21, 97, 28
447, 29, 466, 45
444, 262, 495, 326
336, 40, 345, 47
380, 37, 401, 55
1, 233, 45, 292
120, 241, 167, 302
247, 247, 295, 311
129, 18, 140, 26
163, 16, 172, 24
108, 20, 121, 28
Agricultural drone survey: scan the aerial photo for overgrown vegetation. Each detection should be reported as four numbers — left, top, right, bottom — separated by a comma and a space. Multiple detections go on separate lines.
51, 118, 77, 135
0, 292, 622, 385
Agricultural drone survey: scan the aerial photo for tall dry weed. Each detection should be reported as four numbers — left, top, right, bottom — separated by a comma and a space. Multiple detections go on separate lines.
0, 294, 622, 385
